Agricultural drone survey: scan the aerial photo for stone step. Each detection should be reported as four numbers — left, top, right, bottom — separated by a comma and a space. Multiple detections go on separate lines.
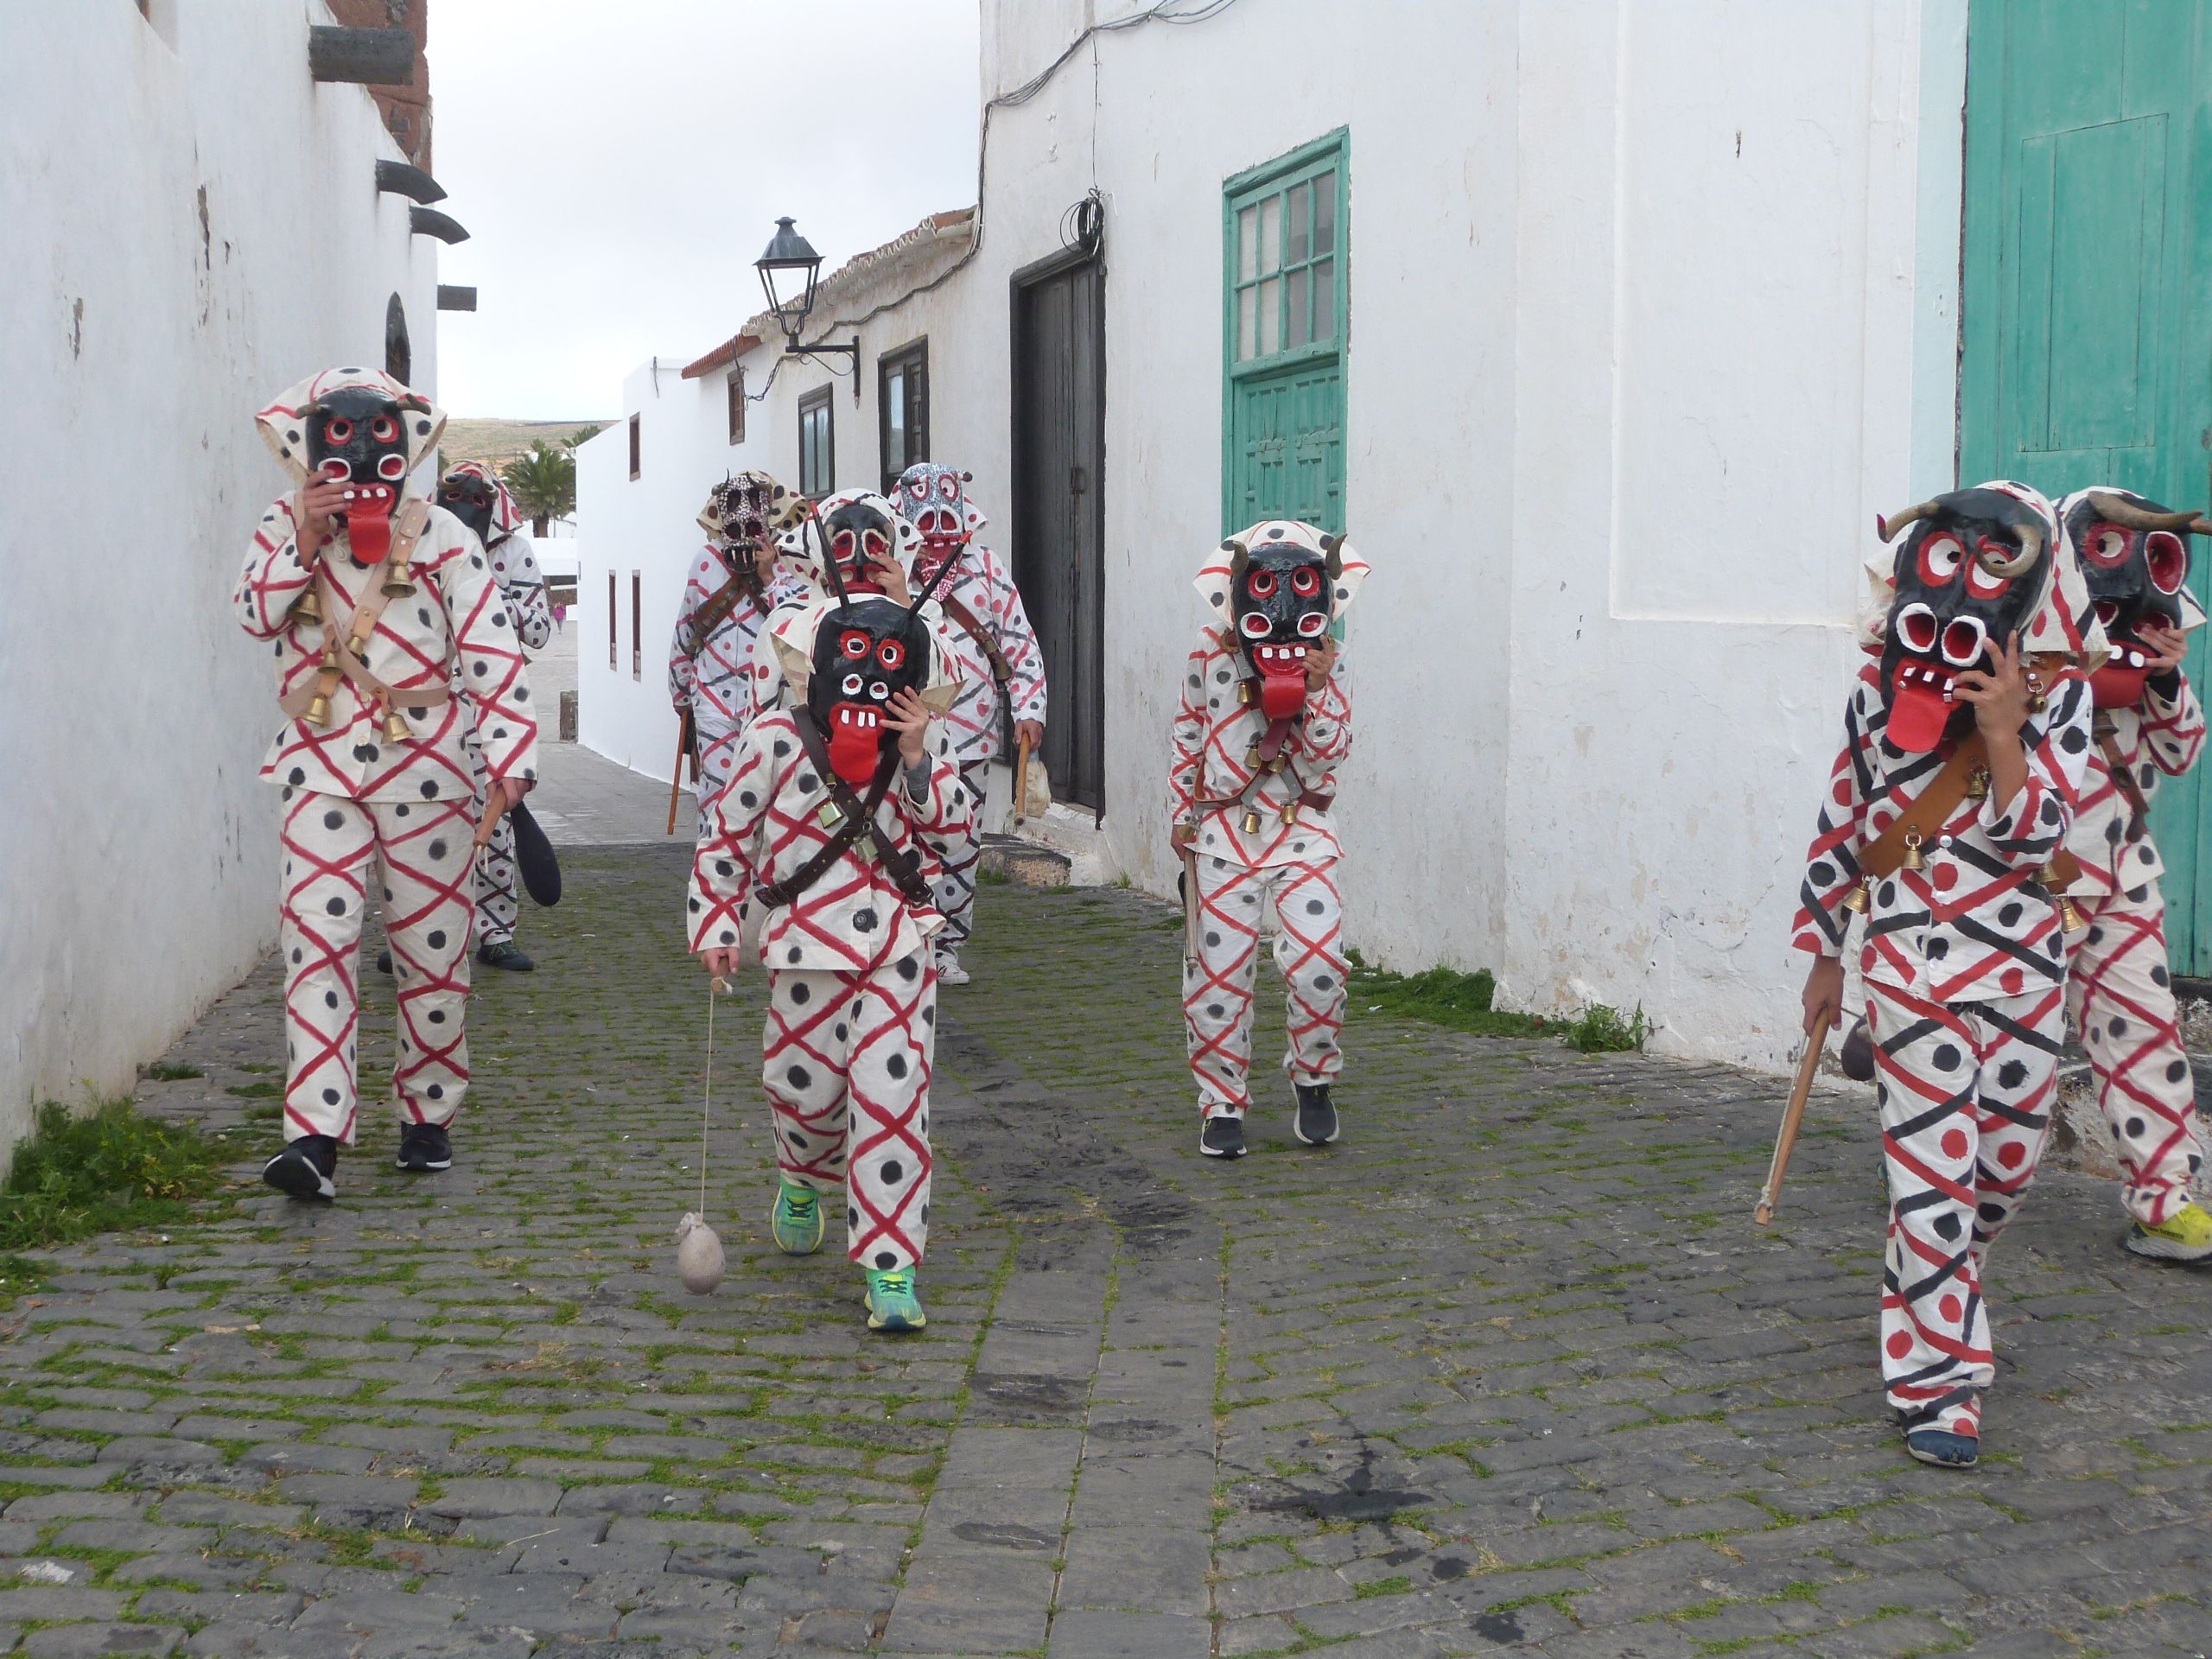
979, 834, 1070, 890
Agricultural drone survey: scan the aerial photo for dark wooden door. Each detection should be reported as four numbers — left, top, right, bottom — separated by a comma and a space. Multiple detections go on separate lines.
1009, 252, 1106, 812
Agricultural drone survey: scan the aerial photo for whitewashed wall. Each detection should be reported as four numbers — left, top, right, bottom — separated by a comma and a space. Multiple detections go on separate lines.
0, 2, 438, 1158
582, 0, 1968, 1072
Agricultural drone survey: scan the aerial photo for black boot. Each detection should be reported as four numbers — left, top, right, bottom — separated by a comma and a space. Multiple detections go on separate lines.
263, 1135, 339, 1201
397, 1122, 452, 1173
1199, 1113, 1247, 1159
1294, 1083, 1339, 1147
477, 941, 535, 973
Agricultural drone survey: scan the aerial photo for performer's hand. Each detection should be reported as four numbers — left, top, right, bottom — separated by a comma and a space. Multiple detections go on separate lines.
752, 537, 779, 585
1801, 956, 1844, 1038
2139, 621, 2190, 675
701, 947, 740, 980
1014, 719, 1046, 753
1952, 631, 2032, 740
869, 550, 912, 604
886, 688, 931, 766
300, 480, 349, 549
496, 777, 534, 814
1303, 638, 1338, 693
1172, 823, 1197, 851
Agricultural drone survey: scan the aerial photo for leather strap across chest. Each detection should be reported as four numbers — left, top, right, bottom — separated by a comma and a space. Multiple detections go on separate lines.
685, 563, 762, 650
280, 499, 452, 720
2096, 720, 2151, 833
938, 590, 1014, 687
754, 711, 933, 910
1854, 727, 2080, 889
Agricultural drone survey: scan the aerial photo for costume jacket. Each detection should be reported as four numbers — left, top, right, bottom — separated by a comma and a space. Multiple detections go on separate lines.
1167, 628, 1353, 868
2067, 675, 2205, 900
922, 543, 1048, 763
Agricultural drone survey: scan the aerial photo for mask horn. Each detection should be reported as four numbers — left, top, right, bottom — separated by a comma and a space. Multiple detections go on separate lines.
2086, 490, 2212, 536
1320, 531, 1344, 579
1876, 501, 1939, 542
816, 515, 849, 608
1979, 519, 2042, 579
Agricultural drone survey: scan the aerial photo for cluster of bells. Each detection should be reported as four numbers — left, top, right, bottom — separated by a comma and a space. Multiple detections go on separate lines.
290, 559, 421, 741
1236, 672, 1303, 835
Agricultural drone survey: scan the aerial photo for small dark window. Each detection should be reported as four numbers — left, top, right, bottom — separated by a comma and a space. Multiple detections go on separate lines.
728, 369, 747, 445
798, 388, 834, 497
627, 413, 642, 480
607, 570, 618, 669
631, 571, 643, 679
385, 294, 411, 385
878, 340, 929, 493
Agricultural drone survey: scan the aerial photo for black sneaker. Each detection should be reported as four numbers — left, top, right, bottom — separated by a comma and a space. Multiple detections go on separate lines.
1294, 1083, 1339, 1147
1199, 1114, 1247, 1159
264, 1135, 338, 1201
477, 941, 535, 973
374, 947, 392, 975
397, 1122, 453, 1172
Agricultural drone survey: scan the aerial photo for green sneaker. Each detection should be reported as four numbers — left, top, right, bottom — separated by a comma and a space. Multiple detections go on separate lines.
863, 1267, 926, 1332
2126, 1200, 2212, 1263
769, 1179, 825, 1255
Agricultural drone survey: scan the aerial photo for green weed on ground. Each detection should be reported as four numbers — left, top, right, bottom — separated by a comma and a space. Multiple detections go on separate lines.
1559, 1003, 1652, 1053
0, 1099, 234, 1253
1346, 951, 1653, 1053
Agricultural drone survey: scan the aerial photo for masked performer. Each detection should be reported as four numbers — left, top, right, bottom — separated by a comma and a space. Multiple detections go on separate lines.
1168, 520, 1367, 1159
436, 462, 552, 971
235, 368, 537, 1197
890, 464, 1048, 986
1794, 481, 2097, 1468
2053, 490, 2211, 1260
692, 543, 970, 1332
745, 488, 937, 719
670, 473, 808, 814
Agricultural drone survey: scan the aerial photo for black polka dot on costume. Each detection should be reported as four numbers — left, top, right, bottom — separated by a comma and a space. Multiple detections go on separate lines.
788, 1065, 811, 1089
1998, 1059, 2027, 1089
323, 1088, 339, 1105
1999, 903, 2022, 926
835, 1024, 849, 1042
715, 861, 734, 876
290, 949, 302, 964
326, 897, 346, 916
895, 954, 916, 979
886, 1053, 907, 1078
1878, 880, 1897, 906
848, 1206, 861, 1228
790, 982, 810, 1005
2127, 1116, 2147, 1139
289, 766, 307, 785
1932, 1212, 1961, 1242
427, 930, 446, 950
1205, 931, 1220, 947
427, 1084, 443, 1099
2061, 727, 2088, 753
874, 1252, 897, 1269
1808, 860, 1834, 887
881, 1159, 903, 1184
421, 781, 438, 798
428, 1009, 444, 1024
788, 947, 804, 963
2170, 1059, 2190, 1084
1314, 974, 1334, 989
429, 839, 448, 860
718, 928, 734, 944
740, 791, 757, 808
323, 810, 344, 830
798, 772, 817, 791
2153, 965, 2171, 987
1927, 938, 1948, 959
688, 897, 701, 912
1933, 1044, 1960, 1071
2111, 1016, 2130, 1037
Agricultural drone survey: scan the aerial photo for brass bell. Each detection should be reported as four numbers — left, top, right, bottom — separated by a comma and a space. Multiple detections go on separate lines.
1244, 744, 1263, 769
292, 586, 323, 628
1841, 880, 1871, 914
2041, 865, 2088, 931
1280, 802, 1300, 825
2025, 671, 2047, 713
1965, 766, 1990, 802
1236, 681, 1254, 706
381, 561, 416, 599
304, 690, 332, 728
1901, 830, 1926, 873
1241, 807, 1263, 836
380, 702, 410, 745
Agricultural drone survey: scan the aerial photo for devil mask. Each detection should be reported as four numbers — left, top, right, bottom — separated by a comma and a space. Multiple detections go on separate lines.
804, 599, 931, 785
775, 488, 923, 602
1196, 521, 1366, 723
894, 463, 985, 582
257, 367, 447, 567
2058, 490, 2209, 709
439, 468, 504, 550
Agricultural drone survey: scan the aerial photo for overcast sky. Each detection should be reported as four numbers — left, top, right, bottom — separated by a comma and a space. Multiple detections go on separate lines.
427, 0, 980, 419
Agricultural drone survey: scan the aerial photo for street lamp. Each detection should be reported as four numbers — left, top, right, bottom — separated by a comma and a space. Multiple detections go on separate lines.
755, 216, 858, 376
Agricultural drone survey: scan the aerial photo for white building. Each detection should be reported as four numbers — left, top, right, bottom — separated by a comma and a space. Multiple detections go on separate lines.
579, 0, 2209, 1072
0, 3, 444, 1158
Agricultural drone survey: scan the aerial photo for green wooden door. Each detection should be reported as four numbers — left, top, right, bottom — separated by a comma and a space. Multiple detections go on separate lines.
1224, 130, 1349, 536
1961, 0, 2212, 970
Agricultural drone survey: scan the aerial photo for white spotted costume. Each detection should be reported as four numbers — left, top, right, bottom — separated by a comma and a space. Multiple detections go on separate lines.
890, 464, 1049, 966
690, 594, 972, 1272
1168, 521, 1367, 1122
440, 462, 552, 950
235, 368, 538, 1147
1792, 480, 2098, 1446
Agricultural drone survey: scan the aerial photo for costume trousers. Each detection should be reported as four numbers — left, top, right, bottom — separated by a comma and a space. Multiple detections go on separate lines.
1182, 853, 1347, 1116
760, 950, 936, 1269
931, 760, 992, 957
1866, 979, 2061, 1440
281, 790, 474, 1144
2069, 887, 2202, 1225
465, 728, 518, 948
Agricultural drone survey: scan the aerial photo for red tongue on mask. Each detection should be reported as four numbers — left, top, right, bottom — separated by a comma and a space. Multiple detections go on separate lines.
1887, 674, 1954, 753
2092, 663, 2151, 709
1256, 660, 1306, 720
828, 704, 882, 786
345, 486, 397, 564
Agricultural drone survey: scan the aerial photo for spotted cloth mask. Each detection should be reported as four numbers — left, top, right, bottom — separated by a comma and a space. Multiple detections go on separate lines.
1194, 519, 1370, 721
893, 463, 987, 583
2056, 489, 2209, 709
257, 366, 446, 566
1859, 480, 2102, 754
698, 470, 804, 554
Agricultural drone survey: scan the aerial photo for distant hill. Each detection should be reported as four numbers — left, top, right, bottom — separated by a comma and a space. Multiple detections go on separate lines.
442, 417, 613, 471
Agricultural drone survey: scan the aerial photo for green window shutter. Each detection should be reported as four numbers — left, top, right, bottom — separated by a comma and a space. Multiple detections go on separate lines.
1223, 129, 1350, 538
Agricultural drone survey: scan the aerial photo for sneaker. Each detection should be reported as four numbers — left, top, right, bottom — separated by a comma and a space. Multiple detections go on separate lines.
264, 1135, 338, 1201
1904, 1427, 1978, 1469
1199, 1113, 1247, 1159
374, 947, 393, 976
770, 1179, 826, 1255
477, 941, 535, 973
934, 953, 970, 987
2125, 1201, 2212, 1262
396, 1122, 452, 1173
1293, 1083, 1339, 1147
864, 1267, 927, 1332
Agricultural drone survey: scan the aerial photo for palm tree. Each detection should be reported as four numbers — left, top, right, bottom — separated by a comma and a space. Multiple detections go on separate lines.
567, 423, 606, 449
502, 441, 575, 537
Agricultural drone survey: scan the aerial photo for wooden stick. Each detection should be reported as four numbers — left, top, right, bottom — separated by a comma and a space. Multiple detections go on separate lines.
1179, 844, 1201, 968
667, 712, 691, 837
1755, 1012, 1835, 1226
1012, 732, 1033, 827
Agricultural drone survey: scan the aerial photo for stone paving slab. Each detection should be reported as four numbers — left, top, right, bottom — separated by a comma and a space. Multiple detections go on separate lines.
7, 833, 2212, 1655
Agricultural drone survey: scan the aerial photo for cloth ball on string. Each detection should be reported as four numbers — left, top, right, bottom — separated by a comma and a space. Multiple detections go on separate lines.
674, 1211, 725, 1295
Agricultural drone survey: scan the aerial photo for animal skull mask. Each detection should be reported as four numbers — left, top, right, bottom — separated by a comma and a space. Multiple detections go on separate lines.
698, 470, 804, 555
893, 463, 986, 582
2058, 489, 2209, 709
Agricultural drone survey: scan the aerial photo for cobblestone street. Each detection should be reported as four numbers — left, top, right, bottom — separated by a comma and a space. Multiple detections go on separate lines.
8, 775, 2212, 1657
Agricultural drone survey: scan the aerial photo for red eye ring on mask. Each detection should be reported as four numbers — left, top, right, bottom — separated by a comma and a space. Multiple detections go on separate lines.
1297, 612, 1329, 637
841, 671, 864, 696
1246, 569, 1278, 598
377, 454, 407, 480
1239, 612, 1272, 639
323, 416, 354, 443
2147, 531, 2189, 595
370, 414, 399, 442
862, 530, 889, 559
1895, 602, 1939, 654
1917, 532, 1962, 586
1289, 566, 1322, 596
876, 639, 906, 670
1940, 615, 1988, 668
839, 630, 872, 659
442, 486, 464, 500
2088, 524, 2132, 568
